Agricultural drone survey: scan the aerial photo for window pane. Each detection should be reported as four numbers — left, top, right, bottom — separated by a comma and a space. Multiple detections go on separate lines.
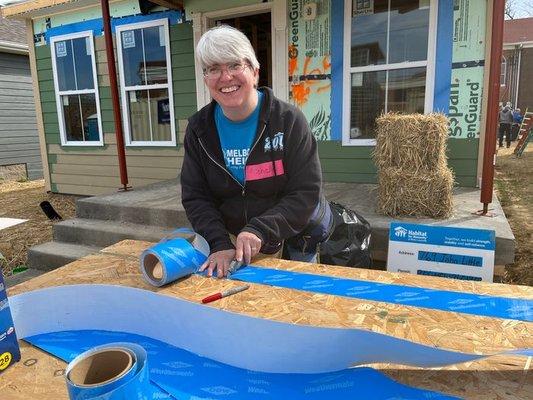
72, 37, 94, 90
80, 94, 99, 141
62, 94, 98, 142
150, 88, 171, 141
351, 0, 388, 67
388, 0, 429, 64
62, 94, 82, 140
55, 40, 76, 91
121, 29, 144, 87
56, 37, 94, 91
350, 70, 386, 139
387, 67, 426, 114
121, 25, 168, 87
127, 89, 171, 142
142, 26, 168, 85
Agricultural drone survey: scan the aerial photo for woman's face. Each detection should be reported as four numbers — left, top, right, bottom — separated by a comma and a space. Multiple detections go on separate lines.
204, 60, 259, 118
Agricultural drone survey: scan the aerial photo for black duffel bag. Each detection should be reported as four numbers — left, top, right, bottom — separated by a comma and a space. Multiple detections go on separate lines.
319, 202, 372, 268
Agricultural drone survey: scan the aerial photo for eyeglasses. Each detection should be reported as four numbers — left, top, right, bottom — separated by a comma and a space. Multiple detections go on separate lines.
203, 62, 250, 80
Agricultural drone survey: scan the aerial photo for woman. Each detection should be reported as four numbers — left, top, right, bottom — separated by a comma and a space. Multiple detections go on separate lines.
181, 25, 331, 278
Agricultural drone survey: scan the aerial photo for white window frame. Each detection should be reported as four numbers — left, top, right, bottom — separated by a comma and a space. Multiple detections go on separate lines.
50, 31, 103, 147
500, 56, 506, 86
116, 18, 176, 147
342, 0, 438, 146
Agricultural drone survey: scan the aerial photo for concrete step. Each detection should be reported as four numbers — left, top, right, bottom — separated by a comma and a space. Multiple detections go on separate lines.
75, 179, 190, 228
5, 268, 47, 288
53, 218, 175, 248
27, 242, 101, 271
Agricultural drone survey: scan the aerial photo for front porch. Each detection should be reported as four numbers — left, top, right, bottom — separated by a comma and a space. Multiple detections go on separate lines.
23, 179, 514, 279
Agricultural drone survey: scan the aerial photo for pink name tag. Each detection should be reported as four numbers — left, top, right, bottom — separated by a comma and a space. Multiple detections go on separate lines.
245, 160, 285, 181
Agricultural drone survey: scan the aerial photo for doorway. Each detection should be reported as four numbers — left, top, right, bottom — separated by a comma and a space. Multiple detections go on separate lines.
214, 13, 272, 88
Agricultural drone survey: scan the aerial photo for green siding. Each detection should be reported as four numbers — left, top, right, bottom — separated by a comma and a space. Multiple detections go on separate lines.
170, 22, 196, 128
319, 138, 479, 187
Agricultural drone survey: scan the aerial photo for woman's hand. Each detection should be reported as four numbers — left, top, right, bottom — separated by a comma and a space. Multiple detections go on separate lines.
199, 249, 236, 278
235, 231, 262, 265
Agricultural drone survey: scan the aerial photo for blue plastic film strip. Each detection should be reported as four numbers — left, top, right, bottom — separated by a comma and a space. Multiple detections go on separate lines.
12, 285, 533, 376
65, 342, 163, 400
139, 237, 533, 322
28, 330, 458, 400
230, 266, 533, 322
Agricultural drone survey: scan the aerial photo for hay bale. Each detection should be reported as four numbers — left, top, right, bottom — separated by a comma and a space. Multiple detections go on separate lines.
374, 113, 449, 172
377, 166, 454, 219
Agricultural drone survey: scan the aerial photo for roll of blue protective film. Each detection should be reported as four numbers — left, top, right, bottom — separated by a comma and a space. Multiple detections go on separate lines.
65, 342, 154, 400
140, 230, 208, 287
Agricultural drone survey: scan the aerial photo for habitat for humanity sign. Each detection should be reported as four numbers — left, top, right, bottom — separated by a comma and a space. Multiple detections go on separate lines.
387, 223, 495, 282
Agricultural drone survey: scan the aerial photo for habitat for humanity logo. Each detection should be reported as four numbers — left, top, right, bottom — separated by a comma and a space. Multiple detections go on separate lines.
264, 132, 284, 152
394, 226, 408, 237
393, 225, 428, 242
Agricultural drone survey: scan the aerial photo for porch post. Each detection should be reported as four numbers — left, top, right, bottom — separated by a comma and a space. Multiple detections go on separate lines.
101, 0, 130, 191
480, 0, 505, 213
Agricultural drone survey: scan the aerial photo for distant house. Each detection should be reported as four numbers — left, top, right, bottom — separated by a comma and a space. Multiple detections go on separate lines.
500, 17, 533, 111
0, 15, 42, 180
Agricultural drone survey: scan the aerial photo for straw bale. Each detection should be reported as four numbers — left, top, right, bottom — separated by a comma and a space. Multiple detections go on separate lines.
377, 166, 454, 218
374, 113, 449, 172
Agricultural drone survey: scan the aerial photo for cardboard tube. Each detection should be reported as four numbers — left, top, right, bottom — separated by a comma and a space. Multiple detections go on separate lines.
67, 348, 133, 387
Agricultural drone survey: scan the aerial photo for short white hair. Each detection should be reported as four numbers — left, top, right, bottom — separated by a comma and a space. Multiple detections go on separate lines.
196, 25, 260, 71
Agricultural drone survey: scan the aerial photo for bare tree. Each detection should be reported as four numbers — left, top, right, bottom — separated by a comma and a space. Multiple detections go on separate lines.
505, 0, 518, 19
506, 0, 533, 19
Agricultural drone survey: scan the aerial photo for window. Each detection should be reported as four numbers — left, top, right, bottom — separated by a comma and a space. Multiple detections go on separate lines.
343, 0, 435, 145
50, 31, 103, 146
500, 56, 506, 86
116, 19, 176, 146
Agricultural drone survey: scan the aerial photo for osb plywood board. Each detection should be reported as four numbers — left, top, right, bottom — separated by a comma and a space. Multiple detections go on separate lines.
5, 240, 533, 399
1, 342, 68, 400
9, 240, 533, 354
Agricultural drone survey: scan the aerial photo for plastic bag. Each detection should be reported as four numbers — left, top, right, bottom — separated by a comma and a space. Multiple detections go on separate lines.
319, 202, 372, 268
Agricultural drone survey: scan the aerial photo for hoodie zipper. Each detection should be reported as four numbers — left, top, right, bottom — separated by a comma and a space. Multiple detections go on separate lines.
197, 123, 267, 224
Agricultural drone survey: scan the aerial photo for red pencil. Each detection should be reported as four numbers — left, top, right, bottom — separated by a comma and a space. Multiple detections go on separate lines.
201, 285, 250, 304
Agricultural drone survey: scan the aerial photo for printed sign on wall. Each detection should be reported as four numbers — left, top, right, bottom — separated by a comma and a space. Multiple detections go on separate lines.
288, 0, 332, 141
448, 0, 487, 139
387, 222, 495, 282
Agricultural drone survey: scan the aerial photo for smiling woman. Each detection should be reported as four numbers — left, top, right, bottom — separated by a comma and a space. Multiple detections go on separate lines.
180, 25, 332, 279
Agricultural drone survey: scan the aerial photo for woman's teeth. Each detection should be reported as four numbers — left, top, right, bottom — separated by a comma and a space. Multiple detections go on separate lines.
220, 86, 239, 93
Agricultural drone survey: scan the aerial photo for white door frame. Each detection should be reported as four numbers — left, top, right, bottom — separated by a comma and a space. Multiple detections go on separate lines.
191, 0, 288, 109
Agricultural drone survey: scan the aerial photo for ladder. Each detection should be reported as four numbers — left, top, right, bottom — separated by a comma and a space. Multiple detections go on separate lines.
514, 108, 533, 157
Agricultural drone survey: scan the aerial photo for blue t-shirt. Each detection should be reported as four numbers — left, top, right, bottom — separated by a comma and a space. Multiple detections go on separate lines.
215, 91, 263, 185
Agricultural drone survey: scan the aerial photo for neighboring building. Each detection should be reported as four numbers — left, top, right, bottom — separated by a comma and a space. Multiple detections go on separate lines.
0, 0, 496, 195
0, 15, 42, 180
500, 17, 533, 111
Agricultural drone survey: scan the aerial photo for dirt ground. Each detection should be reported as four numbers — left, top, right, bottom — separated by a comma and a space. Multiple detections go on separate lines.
0, 146, 531, 285
494, 145, 532, 286
0, 179, 76, 276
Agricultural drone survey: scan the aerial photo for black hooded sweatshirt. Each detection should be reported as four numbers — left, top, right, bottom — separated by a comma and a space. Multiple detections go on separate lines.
180, 87, 322, 253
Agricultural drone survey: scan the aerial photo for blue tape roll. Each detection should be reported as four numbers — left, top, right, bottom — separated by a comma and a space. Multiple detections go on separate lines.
65, 342, 157, 400
140, 237, 207, 287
